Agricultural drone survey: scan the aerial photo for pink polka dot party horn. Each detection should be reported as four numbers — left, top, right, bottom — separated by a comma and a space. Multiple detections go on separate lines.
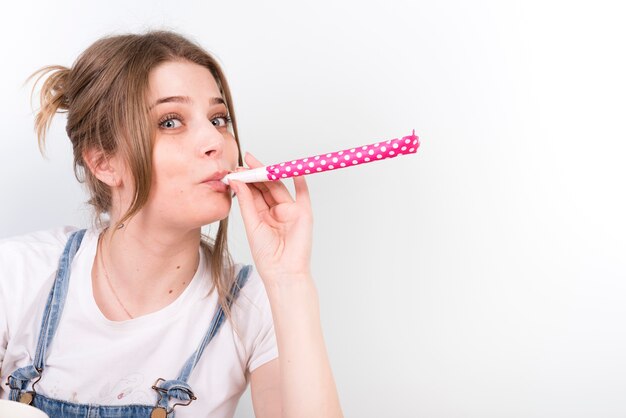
221, 130, 420, 184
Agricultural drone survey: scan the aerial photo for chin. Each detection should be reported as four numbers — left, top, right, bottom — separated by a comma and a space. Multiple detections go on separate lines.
197, 205, 232, 226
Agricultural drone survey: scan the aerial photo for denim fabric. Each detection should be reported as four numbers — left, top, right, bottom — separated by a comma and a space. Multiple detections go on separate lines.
32, 393, 156, 418
7, 229, 252, 417
35, 229, 86, 370
6, 364, 40, 399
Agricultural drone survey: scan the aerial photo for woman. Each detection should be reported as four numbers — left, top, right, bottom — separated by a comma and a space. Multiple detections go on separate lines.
0, 30, 342, 418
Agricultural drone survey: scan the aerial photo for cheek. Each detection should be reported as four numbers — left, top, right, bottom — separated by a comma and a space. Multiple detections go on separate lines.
151, 142, 190, 188
227, 140, 241, 167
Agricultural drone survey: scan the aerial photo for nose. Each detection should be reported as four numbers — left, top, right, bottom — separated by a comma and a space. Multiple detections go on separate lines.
200, 122, 225, 159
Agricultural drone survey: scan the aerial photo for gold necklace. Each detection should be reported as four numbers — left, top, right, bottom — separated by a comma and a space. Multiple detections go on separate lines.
97, 232, 134, 319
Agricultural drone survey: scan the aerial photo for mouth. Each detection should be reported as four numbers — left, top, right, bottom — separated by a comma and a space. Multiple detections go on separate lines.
201, 170, 232, 193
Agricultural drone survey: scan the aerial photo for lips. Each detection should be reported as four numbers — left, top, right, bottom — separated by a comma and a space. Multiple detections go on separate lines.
201, 170, 231, 183
201, 170, 231, 193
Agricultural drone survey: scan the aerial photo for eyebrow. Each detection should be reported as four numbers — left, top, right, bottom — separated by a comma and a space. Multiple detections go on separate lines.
149, 95, 225, 110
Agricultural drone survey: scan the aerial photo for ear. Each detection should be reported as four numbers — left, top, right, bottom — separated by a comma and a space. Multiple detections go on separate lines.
82, 147, 123, 187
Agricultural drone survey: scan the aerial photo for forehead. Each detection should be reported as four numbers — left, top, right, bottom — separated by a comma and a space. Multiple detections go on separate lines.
147, 60, 221, 100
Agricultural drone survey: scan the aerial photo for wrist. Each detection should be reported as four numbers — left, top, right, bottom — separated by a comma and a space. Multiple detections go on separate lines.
259, 269, 312, 286
262, 272, 318, 299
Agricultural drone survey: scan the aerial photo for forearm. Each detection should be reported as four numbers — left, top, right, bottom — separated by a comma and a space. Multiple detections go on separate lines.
266, 275, 343, 418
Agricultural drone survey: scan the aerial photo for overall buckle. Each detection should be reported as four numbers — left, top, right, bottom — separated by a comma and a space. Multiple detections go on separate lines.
151, 377, 197, 417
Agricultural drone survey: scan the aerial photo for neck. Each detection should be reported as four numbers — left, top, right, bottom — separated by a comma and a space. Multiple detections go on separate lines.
94, 219, 202, 319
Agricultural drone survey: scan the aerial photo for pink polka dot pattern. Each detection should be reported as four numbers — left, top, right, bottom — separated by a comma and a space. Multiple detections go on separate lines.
265, 130, 420, 181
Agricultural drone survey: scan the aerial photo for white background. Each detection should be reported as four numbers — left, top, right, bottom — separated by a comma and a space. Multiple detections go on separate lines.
1, 1, 625, 417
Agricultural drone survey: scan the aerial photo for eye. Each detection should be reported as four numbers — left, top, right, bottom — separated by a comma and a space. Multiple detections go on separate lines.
211, 114, 232, 128
158, 113, 183, 129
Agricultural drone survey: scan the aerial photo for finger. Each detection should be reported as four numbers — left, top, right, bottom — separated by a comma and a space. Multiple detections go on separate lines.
243, 152, 264, 169
248, 181, 280, 207
230, 180, 263, 231
234, 160, 282, 205
243, 181, 276, 213
293, 175, 311, 206
234, 163, 278, 205
245, 152, 294, 204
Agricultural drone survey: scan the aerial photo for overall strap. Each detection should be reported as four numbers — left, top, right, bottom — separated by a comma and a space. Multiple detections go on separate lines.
151, 265, 253, 413
178, 264, 252, 382
8, 229, 86, 401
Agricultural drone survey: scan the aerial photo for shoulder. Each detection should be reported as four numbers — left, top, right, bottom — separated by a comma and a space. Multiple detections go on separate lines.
0, 226, 80, 257
0, 226, 80, 297
0, 226, 82, 345
0, 226, 80, 268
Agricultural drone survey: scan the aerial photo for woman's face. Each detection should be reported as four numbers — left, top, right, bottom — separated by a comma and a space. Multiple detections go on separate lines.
143, 60, 239, 230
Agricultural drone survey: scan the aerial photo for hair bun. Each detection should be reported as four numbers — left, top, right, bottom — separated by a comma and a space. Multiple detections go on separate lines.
28, 65, 71, 150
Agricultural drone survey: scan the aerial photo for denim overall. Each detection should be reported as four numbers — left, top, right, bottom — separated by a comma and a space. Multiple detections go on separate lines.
6, 229, 251, 418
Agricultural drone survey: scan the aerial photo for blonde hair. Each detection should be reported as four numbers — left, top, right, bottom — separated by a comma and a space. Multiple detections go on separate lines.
30, 30, 242, 317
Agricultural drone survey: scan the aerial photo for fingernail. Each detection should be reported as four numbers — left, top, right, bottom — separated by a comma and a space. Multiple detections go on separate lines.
230, 181, 239, 196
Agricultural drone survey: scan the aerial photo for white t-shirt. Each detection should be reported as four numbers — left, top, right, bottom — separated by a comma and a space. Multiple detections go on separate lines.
0, 226, 278, 417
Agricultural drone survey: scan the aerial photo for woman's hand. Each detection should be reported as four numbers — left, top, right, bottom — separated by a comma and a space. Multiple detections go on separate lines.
229, 152, 313, 286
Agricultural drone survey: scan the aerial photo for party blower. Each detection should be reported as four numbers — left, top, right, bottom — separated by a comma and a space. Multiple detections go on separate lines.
221, 130, 420, 184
